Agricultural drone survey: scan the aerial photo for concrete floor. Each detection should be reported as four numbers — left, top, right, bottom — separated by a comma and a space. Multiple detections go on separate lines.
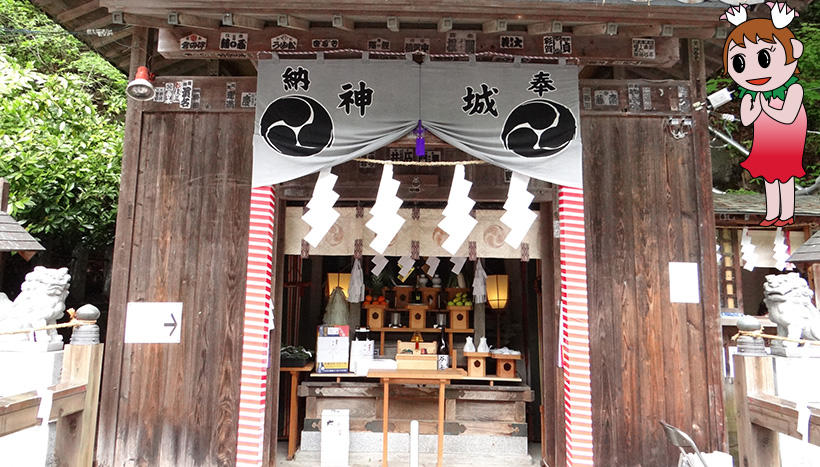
275, 440, 543, 466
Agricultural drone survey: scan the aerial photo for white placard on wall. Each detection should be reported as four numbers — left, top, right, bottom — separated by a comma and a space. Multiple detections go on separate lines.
124, 302, 183, 343
668, 262, 700, 304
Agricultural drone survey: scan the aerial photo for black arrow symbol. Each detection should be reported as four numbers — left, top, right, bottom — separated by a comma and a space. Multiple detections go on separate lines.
164, 314, 177, 336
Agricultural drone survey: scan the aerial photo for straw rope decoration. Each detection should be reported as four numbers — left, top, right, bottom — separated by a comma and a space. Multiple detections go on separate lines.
732, 330, 820, 346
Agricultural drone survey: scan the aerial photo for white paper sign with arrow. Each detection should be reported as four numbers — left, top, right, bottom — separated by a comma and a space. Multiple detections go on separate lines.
124, 302, 183, 343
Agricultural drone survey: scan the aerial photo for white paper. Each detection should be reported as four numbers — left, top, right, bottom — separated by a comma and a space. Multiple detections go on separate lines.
371, 254, 388, 276
450, 256, 467, 275
321, 409, 349, 467
124, 302, 183, 343
668, 262, 700, 304
302, 168, 340, 247
425, 256, 440, 277
316, 336, 349, 364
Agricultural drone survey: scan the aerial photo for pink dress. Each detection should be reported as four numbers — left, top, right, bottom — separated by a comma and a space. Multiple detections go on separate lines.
740, 96, 807, 183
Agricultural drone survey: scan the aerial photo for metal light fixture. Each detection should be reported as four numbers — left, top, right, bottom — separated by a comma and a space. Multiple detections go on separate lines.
327, 272, 351, 297
126, 66, 155, 101
486, 275, 509, 310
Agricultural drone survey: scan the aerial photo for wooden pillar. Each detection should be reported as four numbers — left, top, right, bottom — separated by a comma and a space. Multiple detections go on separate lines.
95, 26, 149, 467
473, 302, 486, 342
688, 38, 727, 452
55, 344, 105, 467
539, 200, 564, 466
265, 188, 287, 466
733, 355, 780, 467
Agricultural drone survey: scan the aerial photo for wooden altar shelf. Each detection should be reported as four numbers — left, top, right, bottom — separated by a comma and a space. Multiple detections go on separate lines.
298, 379, 534, 447
372, 327, 473, 360
309, 372, 522, 385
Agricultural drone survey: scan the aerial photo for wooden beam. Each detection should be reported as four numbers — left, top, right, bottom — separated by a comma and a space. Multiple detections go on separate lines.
526, 21, 561, 35
746, 394, 819, 442
156, 27, 682, 68
437, 17, 452, 32
617, 24, 662, 37
221, 13, 265, 30
91, 27, 132, 48
75, 14, 112, 32
122, 13, 170, 29
56, 0, 100, 23
97, 0, 725, 27
0, 382, 86, 437
482, 19, 507, 34
332, 14, 354, 31
168, 12, 221, 30
0, 177, 8, 212
277, 14, 309, 31
572, 22, 617, 36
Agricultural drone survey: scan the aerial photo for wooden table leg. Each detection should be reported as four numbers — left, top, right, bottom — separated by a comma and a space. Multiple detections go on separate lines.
437, 381, 445, 467
383, 379, 390, 467
288, 371, 299, 460
380, 331, 385, 356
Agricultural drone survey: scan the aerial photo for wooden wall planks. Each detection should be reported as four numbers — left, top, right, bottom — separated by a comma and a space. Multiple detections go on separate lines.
96, 111, 252, 466
584, 115, 724, 466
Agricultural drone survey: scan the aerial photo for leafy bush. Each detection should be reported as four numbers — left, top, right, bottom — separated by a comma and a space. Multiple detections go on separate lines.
0, 0, 125, 254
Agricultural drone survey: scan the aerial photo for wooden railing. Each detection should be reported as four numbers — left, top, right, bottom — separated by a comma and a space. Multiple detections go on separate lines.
733, 354, 820, 467
0, 344, 104, 467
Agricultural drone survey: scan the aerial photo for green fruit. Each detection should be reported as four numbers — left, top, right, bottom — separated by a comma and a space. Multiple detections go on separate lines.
447, 301, 455, 306
465, 301, 473, 307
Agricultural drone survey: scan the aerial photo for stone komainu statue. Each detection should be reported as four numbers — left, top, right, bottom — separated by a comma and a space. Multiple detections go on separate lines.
763, 272, 820, 343
0, 267, 70, 349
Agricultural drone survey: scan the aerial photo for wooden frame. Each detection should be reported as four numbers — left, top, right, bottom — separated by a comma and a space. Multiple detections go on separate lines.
0, 344, 104, 467
734, 355, 820, 467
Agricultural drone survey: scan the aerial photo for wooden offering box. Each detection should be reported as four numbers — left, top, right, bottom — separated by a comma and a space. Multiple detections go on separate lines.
464, 351, 490, 377
448, 306, 471, 330
492, 354, 522, 378
396, 340, 438, 370
363, 303, 386, 329
407, 304, 427, 329
419, 287, 440, 307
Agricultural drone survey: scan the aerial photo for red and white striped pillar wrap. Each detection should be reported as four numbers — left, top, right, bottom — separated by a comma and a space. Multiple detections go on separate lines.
558, 186, 594, 466
236, 185, 276, 466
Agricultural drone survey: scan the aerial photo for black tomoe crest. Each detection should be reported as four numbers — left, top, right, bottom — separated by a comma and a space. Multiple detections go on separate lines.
501, 99, 576, 158
260, 95, 334, 157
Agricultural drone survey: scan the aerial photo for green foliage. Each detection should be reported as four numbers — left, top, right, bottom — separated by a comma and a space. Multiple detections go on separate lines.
0, 0, 125, 253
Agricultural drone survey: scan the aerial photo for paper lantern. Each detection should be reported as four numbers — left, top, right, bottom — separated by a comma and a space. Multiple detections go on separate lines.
486, 274, 509, 310
327, 272, 351, 297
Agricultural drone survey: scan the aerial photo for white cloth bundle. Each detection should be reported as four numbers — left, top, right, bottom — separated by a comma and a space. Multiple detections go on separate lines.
347, 258, 365, 303
473, 259, 487, 304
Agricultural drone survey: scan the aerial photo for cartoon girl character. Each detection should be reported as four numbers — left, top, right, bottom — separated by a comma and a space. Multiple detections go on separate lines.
722, 2, 806, 227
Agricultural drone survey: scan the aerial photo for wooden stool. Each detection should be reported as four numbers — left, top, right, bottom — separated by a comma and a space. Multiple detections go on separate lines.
448, 306, 471, 330
364, 304, 385, 329
408, 304, 427, 329
492, 354, 521, 378
464, 352, 490, 377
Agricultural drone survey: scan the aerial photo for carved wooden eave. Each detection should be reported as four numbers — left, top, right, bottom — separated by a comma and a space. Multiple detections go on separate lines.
29, 0, 756, 78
